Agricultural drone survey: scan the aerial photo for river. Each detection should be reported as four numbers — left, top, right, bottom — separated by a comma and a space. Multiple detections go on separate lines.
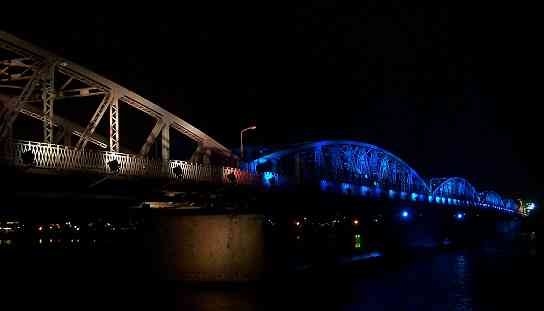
1, 235, 537, 310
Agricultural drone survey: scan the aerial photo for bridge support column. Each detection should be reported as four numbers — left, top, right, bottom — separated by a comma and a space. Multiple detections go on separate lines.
150, 212, 264, 282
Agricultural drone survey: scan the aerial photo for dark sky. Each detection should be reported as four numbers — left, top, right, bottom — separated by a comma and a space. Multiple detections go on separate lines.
4, 4, 542, 199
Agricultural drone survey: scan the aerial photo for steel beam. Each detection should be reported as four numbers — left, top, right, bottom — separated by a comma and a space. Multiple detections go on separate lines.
60, 77, 73, 90
18, 102, 109, 148
139, 119, 166, 156
0, 31, 234, 158
58, 87, 103, 98
109, 95, 119, 152
23, 88, 106, 102
41, 61, 57, 143
0, 58, 32, 67
162, 125, 170, 162
75, 92, 116, 150
0, 64, 42, 140
0, 74, 33, 82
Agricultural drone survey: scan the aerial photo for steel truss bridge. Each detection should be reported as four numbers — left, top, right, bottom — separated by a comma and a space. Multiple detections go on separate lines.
248, 141, 521, 214
0, 31, 522, 215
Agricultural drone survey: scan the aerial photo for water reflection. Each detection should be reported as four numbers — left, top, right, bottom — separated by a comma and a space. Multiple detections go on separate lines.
354, 233, 362, 249
166, 244, 538, 311
452, 254, 473, 311
173, 288, 259, 311
0, 239, 13, 246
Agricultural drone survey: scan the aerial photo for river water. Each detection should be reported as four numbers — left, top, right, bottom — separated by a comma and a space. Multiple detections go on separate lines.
1, 236, 537, 310
164, 240, 538, 311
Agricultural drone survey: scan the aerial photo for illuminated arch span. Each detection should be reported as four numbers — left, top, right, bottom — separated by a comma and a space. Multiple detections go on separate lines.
479, 191, 503, 207
503, 198, 518, 211
250, 140, 430, 193
431, 177, 478, 201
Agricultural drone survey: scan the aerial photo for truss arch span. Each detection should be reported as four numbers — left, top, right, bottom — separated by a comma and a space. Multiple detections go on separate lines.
479, 191, 503, 207
430, 177, 478, 201
250, 140, 430, 193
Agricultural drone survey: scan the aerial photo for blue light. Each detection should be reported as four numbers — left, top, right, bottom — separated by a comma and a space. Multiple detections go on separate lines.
428, 195, 434, 203
320, 180, 328, 191
435, 196, 441, 204
263, 171, 274, 180
400, 192, 408, 200
401, 210, 409, 218
456, 212, 464, 220
341, 182, 352, 194
388, 189, 396, 199
262, 171, 275, 187
447, 198, 452, 205
373, 186, 382, 198
360, 186, 369, 196
411, 193, 418, 202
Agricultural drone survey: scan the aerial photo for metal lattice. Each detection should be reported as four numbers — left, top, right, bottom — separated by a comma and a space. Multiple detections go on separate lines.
503, 199, 518, 211
431, 177, 478, 201
2, 140, 259, 185
41, 61, 57, 143
109, 94, 119, 152
0, 31, 235, 160
75, 93, 114, 150
249, 140, 430, 193
478, 191, 503, 208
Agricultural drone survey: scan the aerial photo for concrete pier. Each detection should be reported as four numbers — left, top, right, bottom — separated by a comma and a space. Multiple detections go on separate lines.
151, 212, 264, 282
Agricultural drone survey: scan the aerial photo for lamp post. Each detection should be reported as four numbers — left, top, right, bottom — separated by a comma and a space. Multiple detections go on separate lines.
240, 126, 256, 160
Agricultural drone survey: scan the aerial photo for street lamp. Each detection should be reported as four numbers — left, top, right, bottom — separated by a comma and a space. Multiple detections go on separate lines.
240, 125, 256, 160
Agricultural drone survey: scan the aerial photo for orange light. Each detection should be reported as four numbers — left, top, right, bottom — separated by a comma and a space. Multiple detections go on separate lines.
353, 219, 359, 225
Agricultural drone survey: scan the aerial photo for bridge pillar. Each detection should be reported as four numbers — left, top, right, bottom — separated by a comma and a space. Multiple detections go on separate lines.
150, 212, 264, 282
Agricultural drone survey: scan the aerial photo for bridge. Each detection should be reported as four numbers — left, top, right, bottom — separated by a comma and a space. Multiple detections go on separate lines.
247, 140, 520, 214
0, 31, 524, 282
0, 31, 521, 214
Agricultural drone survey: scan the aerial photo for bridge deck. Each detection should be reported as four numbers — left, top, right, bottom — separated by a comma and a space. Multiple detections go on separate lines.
1, 140, 261, 186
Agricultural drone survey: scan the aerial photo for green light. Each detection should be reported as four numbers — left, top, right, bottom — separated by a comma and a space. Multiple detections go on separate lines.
354, 234, 362, 249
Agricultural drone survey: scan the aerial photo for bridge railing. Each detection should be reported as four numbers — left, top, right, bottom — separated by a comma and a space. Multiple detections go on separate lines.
1, 140, 260, 186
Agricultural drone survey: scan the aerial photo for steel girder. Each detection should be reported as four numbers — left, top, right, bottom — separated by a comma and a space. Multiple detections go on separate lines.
0, 31, 233, 158
430, 177, 478, 201
250, 140, 430, 194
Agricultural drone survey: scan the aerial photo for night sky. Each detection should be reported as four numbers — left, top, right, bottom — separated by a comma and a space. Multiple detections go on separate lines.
4, 4, 541, 199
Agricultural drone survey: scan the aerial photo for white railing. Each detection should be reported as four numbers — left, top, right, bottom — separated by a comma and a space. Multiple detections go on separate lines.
1, 140, 261, 186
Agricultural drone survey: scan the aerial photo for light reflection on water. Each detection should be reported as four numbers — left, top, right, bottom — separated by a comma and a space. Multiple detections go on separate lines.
452, 254, 473, 311
164, 243, 538, 311
0, 239, 13, 246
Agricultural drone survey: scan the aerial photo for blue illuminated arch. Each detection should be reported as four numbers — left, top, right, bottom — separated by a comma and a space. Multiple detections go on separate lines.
479, 191, 503, 208
430, 177, 478, 201
503, 198, 518, 211
249, 140, 430, 193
